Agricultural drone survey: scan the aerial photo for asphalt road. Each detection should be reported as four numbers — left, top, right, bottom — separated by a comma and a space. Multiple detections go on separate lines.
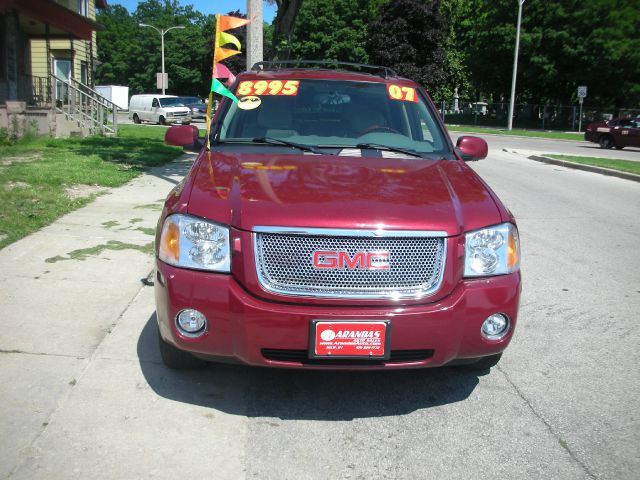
1, 136, 638, 479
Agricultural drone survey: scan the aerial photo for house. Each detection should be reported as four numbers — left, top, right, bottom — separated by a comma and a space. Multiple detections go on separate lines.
0, 0, 117, 137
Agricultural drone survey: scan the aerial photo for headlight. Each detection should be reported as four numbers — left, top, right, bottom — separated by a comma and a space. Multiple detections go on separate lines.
158, 214, 230, 272
464, 223, 520, 277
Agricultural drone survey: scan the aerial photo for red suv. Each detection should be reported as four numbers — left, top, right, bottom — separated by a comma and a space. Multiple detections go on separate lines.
157, 61, 521, 371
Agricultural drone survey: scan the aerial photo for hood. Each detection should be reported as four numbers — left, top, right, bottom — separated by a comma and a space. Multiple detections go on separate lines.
186, 151, 501, 236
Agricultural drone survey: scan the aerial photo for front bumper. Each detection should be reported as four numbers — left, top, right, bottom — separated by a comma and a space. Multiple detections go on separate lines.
155, 262, 521, 369
166, 116, 192, 124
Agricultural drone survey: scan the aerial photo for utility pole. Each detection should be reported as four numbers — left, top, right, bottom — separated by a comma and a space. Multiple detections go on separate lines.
507, 0, 525, 131
246, 0, 263, 70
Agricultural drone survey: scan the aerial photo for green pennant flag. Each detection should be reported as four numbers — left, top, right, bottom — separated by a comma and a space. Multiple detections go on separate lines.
211, 77, 238, 103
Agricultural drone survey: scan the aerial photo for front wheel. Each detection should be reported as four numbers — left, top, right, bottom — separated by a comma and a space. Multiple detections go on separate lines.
158, 329, 206, 369
158, 115, 166, 126
599, 135, 614, 149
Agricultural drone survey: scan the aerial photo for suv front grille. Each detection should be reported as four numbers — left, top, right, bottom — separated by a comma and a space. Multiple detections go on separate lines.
254, 229, 446, 299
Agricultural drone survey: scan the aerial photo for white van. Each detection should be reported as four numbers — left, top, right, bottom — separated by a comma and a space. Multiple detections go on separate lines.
128, 94, 191, 125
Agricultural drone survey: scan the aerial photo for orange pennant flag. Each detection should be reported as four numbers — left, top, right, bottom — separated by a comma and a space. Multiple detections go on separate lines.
214, 47, 241, 64
218, 15, 251, 32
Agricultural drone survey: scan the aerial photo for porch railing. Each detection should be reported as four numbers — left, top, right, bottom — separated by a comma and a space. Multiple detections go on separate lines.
51, 74, 119, 135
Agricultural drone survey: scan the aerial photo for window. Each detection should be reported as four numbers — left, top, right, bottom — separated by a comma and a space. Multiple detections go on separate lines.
77, 0, 88, 16
152, 98, 159, 108
80, 62, 88, 85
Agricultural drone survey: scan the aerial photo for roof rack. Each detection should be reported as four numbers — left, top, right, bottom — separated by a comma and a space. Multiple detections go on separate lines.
250, 60, 398, 79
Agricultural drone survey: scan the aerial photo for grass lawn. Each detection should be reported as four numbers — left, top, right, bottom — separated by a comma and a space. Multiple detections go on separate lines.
446, 125, 584, 141
0, 125, 183, 249
546, 155, 640, 175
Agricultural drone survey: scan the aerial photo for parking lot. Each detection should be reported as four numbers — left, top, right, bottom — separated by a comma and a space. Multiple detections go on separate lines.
1, 136, 638, 479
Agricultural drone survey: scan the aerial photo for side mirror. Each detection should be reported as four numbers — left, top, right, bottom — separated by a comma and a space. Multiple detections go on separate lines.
456, 136, 488, 161
165, 125, 200, 149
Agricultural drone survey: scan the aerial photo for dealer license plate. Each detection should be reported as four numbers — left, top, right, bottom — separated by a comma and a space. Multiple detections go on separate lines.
310, 320, 391, 359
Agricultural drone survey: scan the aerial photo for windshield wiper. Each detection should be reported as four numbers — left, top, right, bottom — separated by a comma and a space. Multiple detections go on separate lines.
354, 142, 425, 159
252, 137, 332, 155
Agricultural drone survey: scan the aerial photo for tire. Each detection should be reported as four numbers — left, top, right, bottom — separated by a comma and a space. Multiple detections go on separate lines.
132, 113, 141, 124
599, 134, 614, 149
615, 146, 624, 150
158, 329, 206, 369
457, 353, 502, 371
159, 115, 166, 126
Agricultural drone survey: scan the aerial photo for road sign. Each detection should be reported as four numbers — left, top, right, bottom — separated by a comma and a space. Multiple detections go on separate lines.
577, 86, 587, 132
156, 73, 168, 90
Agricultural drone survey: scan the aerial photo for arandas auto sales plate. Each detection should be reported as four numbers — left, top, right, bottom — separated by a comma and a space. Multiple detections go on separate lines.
310, 320, 391, 359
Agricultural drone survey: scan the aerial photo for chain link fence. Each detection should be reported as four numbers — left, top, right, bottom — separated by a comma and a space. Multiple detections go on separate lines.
438, 99, 640, 132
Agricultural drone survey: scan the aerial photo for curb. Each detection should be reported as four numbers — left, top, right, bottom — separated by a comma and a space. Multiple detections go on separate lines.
521, 152, 640, 183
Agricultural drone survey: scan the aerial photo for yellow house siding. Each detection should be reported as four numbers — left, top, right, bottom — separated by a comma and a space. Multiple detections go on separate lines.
28, 0, 101, 83
30, 41, 49, 78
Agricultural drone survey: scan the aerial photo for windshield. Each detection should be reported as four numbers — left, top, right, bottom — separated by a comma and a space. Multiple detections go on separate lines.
159, 97, 186, 107
179, 97, 202, 104
216, 79, 449, 156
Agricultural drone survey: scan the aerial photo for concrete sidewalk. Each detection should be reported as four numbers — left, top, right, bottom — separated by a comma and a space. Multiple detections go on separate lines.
0, 153, 247, 478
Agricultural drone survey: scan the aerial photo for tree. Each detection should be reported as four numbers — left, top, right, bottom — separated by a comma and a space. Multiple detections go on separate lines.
458, 0, 640, 107
287, 0, 375, 63
367, 0, 449, 99
267, 0, 305, 59
439, 0, 472, 100
97, 0, 212, 95
95, 5, 140, 88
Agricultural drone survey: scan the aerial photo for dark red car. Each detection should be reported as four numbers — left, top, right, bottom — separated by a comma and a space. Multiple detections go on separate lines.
585, 117, 640, 149
156, 61, 521, 371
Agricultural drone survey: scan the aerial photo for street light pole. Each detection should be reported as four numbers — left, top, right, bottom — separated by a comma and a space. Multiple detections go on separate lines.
507, 0, 525, 131
139, 23, 185, 94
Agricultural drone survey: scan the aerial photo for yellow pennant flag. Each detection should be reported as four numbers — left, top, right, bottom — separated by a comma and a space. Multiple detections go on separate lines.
218, 31, 241, 50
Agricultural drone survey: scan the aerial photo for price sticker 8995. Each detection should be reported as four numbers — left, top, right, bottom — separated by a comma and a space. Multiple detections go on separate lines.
236, 80, 300, 96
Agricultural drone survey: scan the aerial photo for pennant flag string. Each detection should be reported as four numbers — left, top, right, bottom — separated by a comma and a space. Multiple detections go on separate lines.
206, 13, 251, 148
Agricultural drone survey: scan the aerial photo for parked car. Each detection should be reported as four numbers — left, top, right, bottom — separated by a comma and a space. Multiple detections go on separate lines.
156, 61, 521, 371
585, 117, 640, 149
178, 96, 207, 120
128, 94, 191, 125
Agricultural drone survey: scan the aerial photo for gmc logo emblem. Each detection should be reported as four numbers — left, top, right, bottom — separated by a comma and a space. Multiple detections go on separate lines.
312, 251, 390, 270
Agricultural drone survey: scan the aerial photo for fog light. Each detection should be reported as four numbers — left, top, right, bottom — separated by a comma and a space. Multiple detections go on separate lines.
176, 309, 207, 337
481, 313, 510, 341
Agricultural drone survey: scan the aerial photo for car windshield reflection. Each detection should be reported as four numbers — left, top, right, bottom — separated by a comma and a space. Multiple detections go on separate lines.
216, 79, 449, 156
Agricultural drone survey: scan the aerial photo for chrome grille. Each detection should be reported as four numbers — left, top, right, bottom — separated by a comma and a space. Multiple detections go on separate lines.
254, 229, 446, 299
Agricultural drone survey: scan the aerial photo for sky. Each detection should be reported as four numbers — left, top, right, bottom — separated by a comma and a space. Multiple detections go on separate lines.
109, 0, 277, 22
